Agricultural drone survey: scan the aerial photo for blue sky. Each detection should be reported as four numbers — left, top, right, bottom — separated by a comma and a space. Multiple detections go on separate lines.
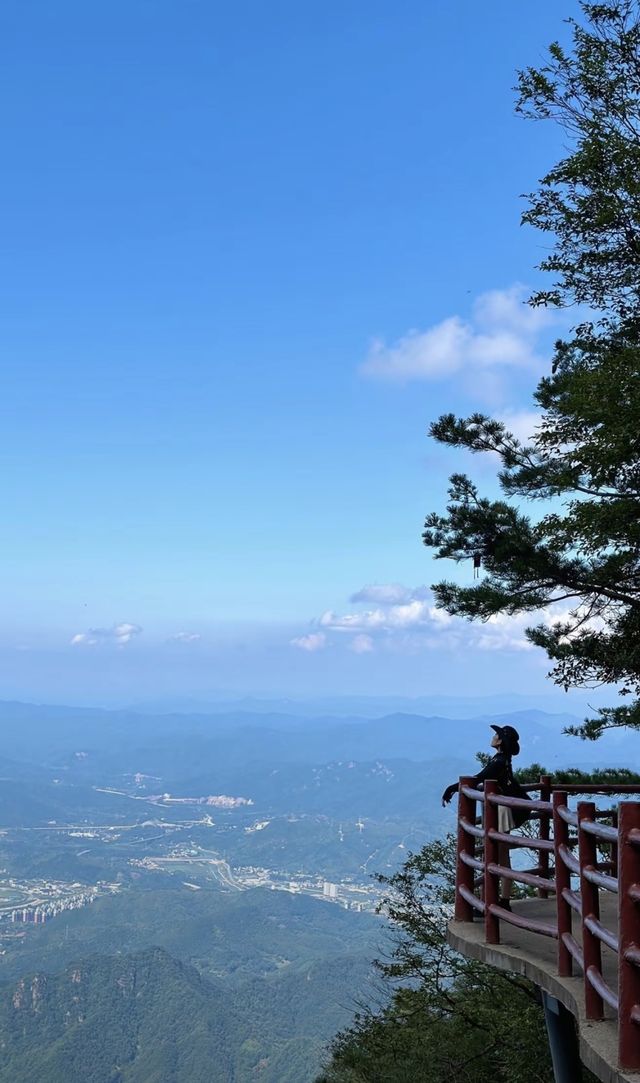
0, 0, 593, 704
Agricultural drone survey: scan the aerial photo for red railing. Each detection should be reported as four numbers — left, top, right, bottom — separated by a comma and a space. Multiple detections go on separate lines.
453, 776, 640, 1072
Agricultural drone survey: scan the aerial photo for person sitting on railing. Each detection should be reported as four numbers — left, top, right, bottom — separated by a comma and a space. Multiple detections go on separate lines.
441, 724, 521, 911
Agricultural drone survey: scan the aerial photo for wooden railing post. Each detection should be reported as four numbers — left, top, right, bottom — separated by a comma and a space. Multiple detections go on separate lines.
617, 801, 640, 1071
455, 776, 476, 922
578, 800, 604, 1020
538, 775, 552, 897
553, 791, 572, 978
484, 780, 500, 945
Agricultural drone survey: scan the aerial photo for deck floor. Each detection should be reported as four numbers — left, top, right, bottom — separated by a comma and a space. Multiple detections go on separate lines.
448, 894, 636, 1083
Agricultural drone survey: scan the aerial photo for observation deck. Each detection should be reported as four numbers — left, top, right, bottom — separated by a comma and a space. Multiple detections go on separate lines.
448, 778, 640, 1083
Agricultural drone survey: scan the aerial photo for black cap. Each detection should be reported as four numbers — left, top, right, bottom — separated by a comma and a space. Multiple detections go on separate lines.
490, 724, 520, 757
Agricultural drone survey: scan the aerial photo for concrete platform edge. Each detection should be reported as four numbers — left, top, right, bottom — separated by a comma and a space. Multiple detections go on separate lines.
447, 917, 638, 1083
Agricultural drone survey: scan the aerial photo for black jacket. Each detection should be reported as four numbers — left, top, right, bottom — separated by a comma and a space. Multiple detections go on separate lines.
471, 751, 511, 790
442, 751, 512, 805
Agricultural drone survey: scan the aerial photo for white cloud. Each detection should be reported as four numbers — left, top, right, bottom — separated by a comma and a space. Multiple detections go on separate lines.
350, 634, 374, 654
292, 579, 591, 660
112, 622, 142, 644
320, 596, 452, 634
169, 632, 201, 644
350, 583, 429, 605
360, 285, 555, 383
474, 611, 536, 652
320, 608, 386, 631
70, 622, 142, 648
498, 409, 542, 445
473, 286, 552, 335
301, 583, 541, 656
290, 632, 327, 653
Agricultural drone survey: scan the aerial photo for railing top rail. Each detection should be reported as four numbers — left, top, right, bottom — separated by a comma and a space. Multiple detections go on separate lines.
486, 793, 551, 813
520, 782, 640, 795
556, 804, 578, 826
460, 784, 485, 801
462, 779, 640, 801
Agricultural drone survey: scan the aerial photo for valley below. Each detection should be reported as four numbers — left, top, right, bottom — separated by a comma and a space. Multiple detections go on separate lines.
0, 695, 632, 1081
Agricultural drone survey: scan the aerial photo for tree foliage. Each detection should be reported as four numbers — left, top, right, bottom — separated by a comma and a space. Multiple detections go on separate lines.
516, 1, 640, 318
423, 1, 640, 739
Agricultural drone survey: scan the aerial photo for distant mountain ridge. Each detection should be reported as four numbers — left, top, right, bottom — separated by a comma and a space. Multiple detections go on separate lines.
127, 691, 609, 719
0, 690, 605, 724
0, 698, 637, 778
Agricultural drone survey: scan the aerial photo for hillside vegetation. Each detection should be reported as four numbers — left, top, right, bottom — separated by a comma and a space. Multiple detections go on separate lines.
0, 943, 373, 1083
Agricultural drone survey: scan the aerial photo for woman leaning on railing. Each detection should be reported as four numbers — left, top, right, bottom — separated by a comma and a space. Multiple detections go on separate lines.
442, 724, 521, 911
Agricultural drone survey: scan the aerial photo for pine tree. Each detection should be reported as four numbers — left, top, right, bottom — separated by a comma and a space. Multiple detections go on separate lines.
423, 2, 640, 739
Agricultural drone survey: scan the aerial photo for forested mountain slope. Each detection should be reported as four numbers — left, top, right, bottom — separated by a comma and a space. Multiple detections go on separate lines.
0, 945, 367, 1083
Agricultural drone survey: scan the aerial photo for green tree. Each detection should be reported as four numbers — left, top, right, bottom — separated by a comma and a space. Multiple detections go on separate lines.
517, 1, 640, 318
423, 1, 640, 739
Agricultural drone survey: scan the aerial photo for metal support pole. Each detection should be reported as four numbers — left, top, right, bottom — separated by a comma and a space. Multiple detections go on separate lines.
542, 992, 583, 1083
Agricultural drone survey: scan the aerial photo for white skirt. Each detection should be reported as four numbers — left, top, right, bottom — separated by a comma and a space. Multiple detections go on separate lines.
498, 804, 515, 832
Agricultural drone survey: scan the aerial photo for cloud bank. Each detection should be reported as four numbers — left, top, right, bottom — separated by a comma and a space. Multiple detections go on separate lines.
290, 632, 327, 652
291, 583, 541, 657
70, 622, 142, 648
361, 285, 555, 383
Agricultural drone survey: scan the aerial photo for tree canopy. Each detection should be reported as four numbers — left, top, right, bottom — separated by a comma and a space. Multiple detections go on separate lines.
423, 1, 640, 739
517, 1, 640, 318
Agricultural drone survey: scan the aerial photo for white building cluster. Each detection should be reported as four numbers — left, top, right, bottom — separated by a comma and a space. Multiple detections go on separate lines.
149, 793, 253, 808
8, 888, 98, 925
